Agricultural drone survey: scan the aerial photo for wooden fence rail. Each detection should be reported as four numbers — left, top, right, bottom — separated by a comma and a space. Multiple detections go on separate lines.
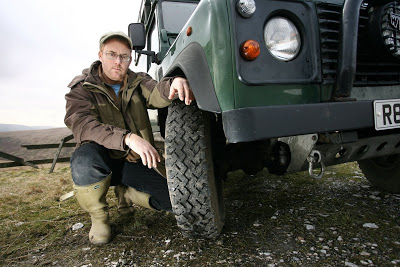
0, 151, 38, 168
0, 134, 75, 172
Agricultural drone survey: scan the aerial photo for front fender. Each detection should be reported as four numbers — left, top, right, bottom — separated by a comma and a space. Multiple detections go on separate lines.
164, 42, 221, 113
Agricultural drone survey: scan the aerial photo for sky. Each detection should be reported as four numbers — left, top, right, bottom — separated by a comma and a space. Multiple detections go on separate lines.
0, 0, 142, 127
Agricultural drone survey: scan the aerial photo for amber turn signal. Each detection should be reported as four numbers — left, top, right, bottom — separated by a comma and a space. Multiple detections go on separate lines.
187, 27, 193, 36
240, 40, 260, 60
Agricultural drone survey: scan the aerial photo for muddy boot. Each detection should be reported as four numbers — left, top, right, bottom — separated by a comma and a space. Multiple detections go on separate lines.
114, 184, 136, 215
74, 175, 111, 245
122, 186, 154, 210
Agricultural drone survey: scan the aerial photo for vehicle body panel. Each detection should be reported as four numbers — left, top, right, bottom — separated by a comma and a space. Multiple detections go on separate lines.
135, 0, 400, 144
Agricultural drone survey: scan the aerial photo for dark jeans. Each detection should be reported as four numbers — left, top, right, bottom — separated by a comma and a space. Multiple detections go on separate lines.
70, 142, 171, 211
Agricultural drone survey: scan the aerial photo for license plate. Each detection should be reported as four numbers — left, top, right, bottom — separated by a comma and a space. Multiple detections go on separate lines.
374, 99, 400, 130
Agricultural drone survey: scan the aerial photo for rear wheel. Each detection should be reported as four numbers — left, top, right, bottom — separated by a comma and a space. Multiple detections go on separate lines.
358, 154, 400, 193
165, 101, 225, 238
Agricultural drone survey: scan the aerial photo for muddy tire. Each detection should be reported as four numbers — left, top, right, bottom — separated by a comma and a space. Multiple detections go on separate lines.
165, 101, 225, 238
358, 155, 400, 193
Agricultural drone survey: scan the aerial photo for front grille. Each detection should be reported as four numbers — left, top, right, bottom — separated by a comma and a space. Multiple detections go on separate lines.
316, 2, 400, 86
316, 3, 341, 84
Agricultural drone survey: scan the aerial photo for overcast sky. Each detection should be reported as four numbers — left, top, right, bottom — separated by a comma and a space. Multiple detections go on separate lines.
0, 0, 142, 127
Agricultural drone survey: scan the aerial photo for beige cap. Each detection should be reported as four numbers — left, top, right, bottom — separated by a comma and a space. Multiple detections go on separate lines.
99, 31, 133, 50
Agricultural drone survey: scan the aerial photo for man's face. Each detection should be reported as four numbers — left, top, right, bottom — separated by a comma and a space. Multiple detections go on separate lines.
98, 39, 132, 84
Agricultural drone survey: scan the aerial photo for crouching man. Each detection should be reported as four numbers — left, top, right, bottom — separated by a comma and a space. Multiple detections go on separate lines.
64, 31, 194, 245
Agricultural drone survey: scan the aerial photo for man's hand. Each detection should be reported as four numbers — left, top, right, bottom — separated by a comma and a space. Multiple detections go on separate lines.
168, 77, 195, 105
125, 133, 160, 168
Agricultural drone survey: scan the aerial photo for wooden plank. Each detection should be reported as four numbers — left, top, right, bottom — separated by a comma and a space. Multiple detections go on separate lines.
0, 157, 70, 169
0, 162, 24, 168
21, 143, 76, 149
21, 134, 75, 150
49, 140, 66, 173
49, 134, 75, 173
0, 151, 38, 168
63, 134, 74, 142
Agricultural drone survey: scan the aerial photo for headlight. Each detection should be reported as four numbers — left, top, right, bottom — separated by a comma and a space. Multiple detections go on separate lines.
264, 17, 301, 61
236, 0, 256, 18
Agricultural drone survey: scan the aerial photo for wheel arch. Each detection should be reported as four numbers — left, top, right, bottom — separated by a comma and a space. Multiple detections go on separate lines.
164, 42, 221, 113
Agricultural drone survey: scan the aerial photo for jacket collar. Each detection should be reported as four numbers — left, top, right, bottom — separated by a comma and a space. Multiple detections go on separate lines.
68, 60, 139, 89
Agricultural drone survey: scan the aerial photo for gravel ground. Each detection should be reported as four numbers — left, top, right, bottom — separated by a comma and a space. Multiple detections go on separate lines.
76, 163, 400, 267
1, 162, 399, 266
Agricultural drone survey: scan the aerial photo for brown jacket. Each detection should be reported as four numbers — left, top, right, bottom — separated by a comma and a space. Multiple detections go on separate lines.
65, 60, 172, 164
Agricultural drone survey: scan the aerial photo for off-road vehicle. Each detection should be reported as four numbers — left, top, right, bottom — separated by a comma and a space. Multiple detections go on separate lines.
128, 0, 400, 238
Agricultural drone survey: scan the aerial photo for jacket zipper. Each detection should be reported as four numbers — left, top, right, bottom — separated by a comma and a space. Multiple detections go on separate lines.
83, 82, 121, 111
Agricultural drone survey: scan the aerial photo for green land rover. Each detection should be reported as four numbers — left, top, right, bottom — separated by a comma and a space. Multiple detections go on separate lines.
128, 0, 400, 238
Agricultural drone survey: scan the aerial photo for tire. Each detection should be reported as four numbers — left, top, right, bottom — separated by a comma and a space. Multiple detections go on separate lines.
165, 101, 225, 238
358, 154, 400, 193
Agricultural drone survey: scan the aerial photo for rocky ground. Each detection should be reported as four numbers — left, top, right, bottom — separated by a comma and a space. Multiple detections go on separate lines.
0, 162, 399, 266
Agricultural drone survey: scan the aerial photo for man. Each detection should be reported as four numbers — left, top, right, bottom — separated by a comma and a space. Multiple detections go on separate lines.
64, 31, 194, 245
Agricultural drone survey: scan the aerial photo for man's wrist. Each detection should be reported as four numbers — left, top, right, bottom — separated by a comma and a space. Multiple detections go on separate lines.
124, 132, 132, 149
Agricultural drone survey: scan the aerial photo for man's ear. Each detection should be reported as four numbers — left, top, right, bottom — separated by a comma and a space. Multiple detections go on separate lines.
98, 51, 102, 62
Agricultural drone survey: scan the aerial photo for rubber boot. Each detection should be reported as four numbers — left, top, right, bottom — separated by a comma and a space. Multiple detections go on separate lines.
114, 184, 136, 215
116, 185, 154, 210
74, 175, 111, 245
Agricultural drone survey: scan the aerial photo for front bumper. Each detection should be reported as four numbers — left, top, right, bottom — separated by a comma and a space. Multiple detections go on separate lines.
222, 101, 374, 143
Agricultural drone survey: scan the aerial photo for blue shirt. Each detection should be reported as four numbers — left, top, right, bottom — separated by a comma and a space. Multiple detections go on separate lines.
107, 83, 121, 95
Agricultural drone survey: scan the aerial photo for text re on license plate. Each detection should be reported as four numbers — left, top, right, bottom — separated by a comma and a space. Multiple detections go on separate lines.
374, 99, 400, 131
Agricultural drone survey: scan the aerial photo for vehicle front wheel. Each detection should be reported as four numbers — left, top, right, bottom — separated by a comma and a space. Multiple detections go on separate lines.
358, 154, 400, 193
165, 101, 225, 238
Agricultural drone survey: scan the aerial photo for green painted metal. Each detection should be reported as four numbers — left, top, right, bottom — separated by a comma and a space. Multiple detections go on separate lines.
155, 0, 330, 112
160, 0, 235, 111
140, 0, 398, 113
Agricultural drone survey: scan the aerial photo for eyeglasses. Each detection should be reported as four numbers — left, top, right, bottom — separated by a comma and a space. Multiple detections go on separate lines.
103, 51, 131, 62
